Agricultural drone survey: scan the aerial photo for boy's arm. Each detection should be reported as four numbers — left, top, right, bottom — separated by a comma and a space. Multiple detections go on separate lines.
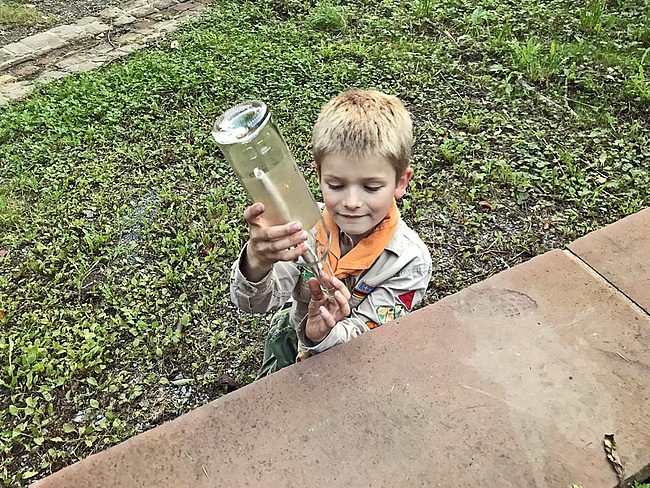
229, 202, 310, 313
297, 257, 432, 353
230, 245, 301, 313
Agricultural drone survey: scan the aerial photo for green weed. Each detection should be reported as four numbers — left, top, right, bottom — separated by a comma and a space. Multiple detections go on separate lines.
306, 1, 347, 31
511, 38, 563, 82
579, 0, 614, 34
411, 0, 434, 20
0, 1, 48, 26
627, 48, 650, 100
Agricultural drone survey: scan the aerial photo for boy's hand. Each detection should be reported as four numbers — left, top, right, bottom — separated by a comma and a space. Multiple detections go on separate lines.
305, 274, 351, 344
241, 203, 309, 282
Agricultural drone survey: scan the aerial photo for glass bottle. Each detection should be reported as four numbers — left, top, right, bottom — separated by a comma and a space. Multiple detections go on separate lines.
212, 100, 333, 296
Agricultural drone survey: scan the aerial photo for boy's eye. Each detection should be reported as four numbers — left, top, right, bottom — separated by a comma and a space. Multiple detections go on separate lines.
327, 184, 343, 190
365, 186, 382, 192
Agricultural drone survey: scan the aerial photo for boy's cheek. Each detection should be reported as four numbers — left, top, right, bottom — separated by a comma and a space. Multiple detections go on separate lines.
321, 191, 337, 211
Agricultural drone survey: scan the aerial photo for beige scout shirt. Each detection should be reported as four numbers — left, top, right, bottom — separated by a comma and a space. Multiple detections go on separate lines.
230, 219, 433, 355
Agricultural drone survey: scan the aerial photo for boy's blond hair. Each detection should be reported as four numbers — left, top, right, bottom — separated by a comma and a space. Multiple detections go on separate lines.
312, 90, 413, 181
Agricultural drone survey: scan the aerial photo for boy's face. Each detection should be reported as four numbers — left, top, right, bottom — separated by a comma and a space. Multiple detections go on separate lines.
318, 152, 413, 244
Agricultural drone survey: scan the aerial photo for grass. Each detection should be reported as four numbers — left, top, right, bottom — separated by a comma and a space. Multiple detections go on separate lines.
0, 0, 649, 485
0, 1, 48, 26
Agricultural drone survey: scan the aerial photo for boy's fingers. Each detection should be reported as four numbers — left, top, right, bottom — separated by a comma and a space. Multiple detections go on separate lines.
264, 221, 303, 240
281, 242, 308, 262
330, 276, 351, 299
319, 306, 336, 329
336, 291, 350, 316
256, 231, 308, 254
243, 203, 265, 224
250, 220, 304, 246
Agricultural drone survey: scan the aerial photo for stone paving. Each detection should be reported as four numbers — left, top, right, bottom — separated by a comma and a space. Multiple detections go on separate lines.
31, 208, 650, 487
0, 0, 208, 106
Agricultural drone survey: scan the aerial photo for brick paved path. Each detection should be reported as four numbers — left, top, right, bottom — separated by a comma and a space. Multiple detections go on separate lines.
0, 0, 208, 106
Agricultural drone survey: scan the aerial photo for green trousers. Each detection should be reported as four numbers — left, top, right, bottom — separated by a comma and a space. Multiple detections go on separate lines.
256, 308, 298, 379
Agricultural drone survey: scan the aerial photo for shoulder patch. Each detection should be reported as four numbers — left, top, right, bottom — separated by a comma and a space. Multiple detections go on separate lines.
398, 290, 416, 310
376, 304, 408, 325
352, 280, 376, 300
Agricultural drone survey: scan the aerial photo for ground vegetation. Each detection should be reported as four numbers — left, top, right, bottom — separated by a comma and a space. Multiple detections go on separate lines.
1, 0, 649, 484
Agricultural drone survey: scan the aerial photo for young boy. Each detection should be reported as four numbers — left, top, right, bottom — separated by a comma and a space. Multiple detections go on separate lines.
230, 89, 432, 377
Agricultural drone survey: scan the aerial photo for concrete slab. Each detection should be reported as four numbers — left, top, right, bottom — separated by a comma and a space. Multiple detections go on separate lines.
31, 249, 650, 488
568, 208, 650, 314
99, 6, 128, 19
2, 41, 34, 57
55, 53, 94, 69
80, 21, 112, 35
0, 80, 32, 99
74, 16, 100, 26
64, 60, 103, 73
19, 32, 67, 52
152, 0, 179, 9
48, 24, 86, 40
35, 70, 68, 83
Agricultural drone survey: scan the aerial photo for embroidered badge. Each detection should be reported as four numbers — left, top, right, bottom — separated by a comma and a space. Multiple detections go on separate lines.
376, 304, 408, 324
352, 280, 376, 300
300, 267, 315, 282
398, 290, 416, 310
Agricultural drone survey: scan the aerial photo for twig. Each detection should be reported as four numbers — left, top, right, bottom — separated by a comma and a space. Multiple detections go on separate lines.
107, 26, 117, 49
78, 259, 101, 301
517, 78, 578, 118
443, 30, 459, 47
566, 97, 598, 110
442, 76, 464, 101
616, 351, 630, 362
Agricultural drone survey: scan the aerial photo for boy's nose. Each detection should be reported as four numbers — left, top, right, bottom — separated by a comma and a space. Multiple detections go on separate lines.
342, 189, 362, 209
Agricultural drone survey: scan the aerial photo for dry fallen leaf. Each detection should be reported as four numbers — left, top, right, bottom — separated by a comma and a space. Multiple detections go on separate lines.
603, 433, 625, 486
0, 249, 7, 259
170, 40, 180, 49
596, 175, 607, 184
478, 200, 492, 210
0, 311, 6, 319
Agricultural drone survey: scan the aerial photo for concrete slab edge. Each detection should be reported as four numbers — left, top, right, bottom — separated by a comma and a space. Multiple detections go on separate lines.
564, 247, 650, 319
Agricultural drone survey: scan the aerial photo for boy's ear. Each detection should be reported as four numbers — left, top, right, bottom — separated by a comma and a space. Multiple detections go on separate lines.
394, 166, 414, 200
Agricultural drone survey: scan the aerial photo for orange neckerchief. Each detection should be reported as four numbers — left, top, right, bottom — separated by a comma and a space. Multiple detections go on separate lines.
317, 200, 400, 280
